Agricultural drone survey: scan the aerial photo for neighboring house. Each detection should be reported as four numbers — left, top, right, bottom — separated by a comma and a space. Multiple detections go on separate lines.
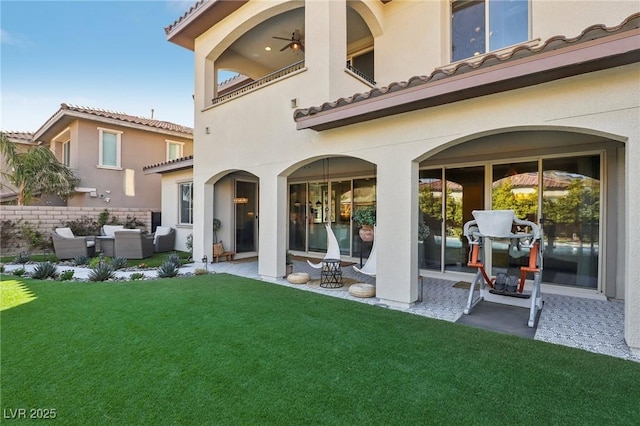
3, 103, 193, 209
160, 1, 640, 352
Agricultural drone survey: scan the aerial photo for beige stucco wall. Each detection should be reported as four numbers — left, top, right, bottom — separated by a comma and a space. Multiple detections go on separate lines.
178, 1, 640, 349
41, 118, 192, 210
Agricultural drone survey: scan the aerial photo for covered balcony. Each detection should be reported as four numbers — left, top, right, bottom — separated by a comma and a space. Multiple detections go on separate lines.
211, 5, 376, 106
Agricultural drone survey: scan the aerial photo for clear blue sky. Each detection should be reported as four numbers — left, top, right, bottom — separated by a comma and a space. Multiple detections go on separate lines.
1, 0, 198, 131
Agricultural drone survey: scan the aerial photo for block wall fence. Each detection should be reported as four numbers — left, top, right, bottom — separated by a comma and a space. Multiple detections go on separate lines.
0, 206, 152, 256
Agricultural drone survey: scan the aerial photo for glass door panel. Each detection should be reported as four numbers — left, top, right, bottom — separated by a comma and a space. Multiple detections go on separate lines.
289, 183, 307, 251
444, 166, 484, 273
418, 170, 443, 271
491, 162, 539, 275
308, 182, 328, 252
331, 180, 352, 255
352, 178, 377, 260
235, 180, 257, 253
542, 156, 600, 288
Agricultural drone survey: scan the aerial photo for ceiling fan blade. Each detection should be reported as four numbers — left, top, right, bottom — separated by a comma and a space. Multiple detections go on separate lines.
280, 43, 290, 52
273, 36, 291, 41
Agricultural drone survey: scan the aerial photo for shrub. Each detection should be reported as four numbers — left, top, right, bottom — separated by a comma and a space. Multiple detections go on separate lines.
157, 260, 179, 278
89, 256, 107, 269
59, 270, 75, 281
21, 221, 51, 251
12, 268, 26, 277
136, 263, 148, 269
30, 262, 59, 280
63, 215, 99, 236
111, 257, 128, 270
97, 209, 120, 228
73, 255, 90, 266
124, 215, 145, 229
1, 219, 21, 251
129, 272, 145, 281
194, 268, 209, 275
88, 263, 116, 282
14, 252, 30, 264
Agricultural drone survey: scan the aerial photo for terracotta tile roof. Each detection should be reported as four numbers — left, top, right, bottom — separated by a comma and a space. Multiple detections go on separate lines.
2, 131, 36, 145
143, 155, 194, 174
294, 12, 640, 128
57, 103, 193, 135
164, 0, 207, 35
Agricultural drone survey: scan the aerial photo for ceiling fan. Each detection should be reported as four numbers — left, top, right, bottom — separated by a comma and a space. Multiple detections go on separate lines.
273, 29, 304, 52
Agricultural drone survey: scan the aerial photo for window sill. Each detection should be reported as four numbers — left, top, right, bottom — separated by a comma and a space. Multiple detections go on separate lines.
97, 165, 123, 171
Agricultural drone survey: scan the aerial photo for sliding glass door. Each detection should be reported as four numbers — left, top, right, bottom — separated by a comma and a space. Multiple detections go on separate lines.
421, 154, 601, 289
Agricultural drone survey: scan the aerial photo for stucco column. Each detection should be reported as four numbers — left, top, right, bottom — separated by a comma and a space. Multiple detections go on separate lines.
375, 159, 419, 308
305, 0, 347, 101
257, 173, 287, 280
192, 174, 213, 261
625, 130, 640, 353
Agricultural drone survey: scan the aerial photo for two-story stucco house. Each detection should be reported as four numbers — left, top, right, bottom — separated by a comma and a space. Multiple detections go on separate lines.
10, 103, 193, 209
158, 1, 639, 353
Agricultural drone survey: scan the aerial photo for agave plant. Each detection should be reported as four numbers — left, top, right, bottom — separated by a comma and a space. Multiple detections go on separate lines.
14, 252, 30, 264
165, 252, 182, 268
88, 263, 116, 282
111, 257, 128, 270
73, 255, 90, 266
31, 262, 59, 280
157, 260, 179, 278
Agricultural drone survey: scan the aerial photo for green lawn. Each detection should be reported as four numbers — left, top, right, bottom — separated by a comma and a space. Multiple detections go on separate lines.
2, 274, 639, 424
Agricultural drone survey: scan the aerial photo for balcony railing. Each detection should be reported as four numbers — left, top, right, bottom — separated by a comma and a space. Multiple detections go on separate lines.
212, 60, 305, 105
345, 63, 376, 86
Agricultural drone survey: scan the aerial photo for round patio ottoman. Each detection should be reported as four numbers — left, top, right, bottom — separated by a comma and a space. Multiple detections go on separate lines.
287, 272, 310, 284
349, 283, 376, 298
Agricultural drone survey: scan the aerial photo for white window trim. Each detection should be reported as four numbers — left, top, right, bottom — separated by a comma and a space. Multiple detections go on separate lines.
62, 140, 71, 167
97, 127, 123, 170
166, 140, 185, 161
178, 181, 194, 225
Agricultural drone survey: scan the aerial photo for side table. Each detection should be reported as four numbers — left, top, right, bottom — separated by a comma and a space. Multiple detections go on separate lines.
96, 236, 115, 257
320, 258, 343, 288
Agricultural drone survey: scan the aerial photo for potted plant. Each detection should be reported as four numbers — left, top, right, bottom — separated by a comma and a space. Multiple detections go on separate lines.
352, 206, 376, 242
286, 251, 293, 275
212, 218, 221, 242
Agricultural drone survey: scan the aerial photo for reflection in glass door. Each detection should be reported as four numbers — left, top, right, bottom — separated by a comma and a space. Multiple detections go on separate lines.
491, 162, 539, 276
542, 156, 600, 288
418, 170, 443, 270
308, 182, 328, 252
331, 180, 352, 255
235, 180, 257, 253
444, 167, 485, 273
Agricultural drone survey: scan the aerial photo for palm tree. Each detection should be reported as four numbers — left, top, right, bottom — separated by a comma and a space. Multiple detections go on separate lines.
0, 132, 79, 205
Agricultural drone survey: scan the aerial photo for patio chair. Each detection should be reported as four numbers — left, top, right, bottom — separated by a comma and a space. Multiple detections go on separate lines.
101, 224, 124, 237
153, 226, 176, 253
51, 227, 96, 260
113, 229, 154, 259
353, 226, 377, 277
307, 223, 341, 269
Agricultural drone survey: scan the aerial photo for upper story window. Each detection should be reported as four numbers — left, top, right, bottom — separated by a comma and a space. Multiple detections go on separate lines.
98, 127, 122, 169
62, 141, 70, 166
166, 140, 184, 161
179, 181, 193, 225
451, 0, 529, 62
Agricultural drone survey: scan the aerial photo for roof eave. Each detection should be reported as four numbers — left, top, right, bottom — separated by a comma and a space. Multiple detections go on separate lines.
143, 156, 194, 174
33, 110, 193, 142
166, 0, 249, 51
296, 28, 640, 132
